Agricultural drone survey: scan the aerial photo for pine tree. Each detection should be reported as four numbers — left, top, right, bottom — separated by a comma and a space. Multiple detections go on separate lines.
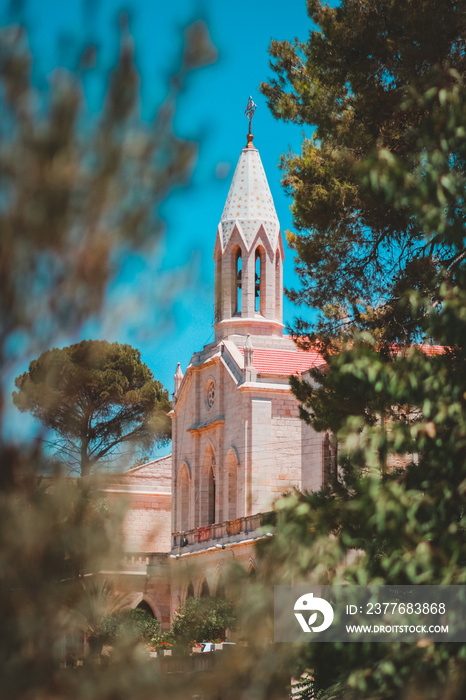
13, 340, 171, 476
261, 0, 466, 342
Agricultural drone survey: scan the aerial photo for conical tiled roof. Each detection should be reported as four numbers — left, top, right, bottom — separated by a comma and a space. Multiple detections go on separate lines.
219, 145, 280, 252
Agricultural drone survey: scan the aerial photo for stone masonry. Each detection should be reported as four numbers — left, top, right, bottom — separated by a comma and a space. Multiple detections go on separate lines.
105, 131, 332, 630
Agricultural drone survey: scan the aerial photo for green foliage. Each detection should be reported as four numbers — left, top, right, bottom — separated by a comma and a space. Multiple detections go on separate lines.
261, 0, 466, 341
171, 596, 236, 646
250, 4, 466, 698
13, 340, 171, 475
248, 73, 466, 700
100, 608, 160, 645
121, 608, 161, 644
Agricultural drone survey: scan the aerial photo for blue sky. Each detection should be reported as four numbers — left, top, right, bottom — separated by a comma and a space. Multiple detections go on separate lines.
5, 0, 318, 456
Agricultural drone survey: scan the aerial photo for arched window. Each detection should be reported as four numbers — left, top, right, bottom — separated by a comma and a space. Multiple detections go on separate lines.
186, 581, 194, 600
255, 246, 265, 314
208, 460, 216, 526
202, 445, 217, 526
275, 249, 281, 318
226, 449, 238, 521
233, 247, 242, 315
215, 251, 222, 322
177, 463, 190, 532
323, 433, 337, 487
216, 573, 226, 598
200, 577, 210, 598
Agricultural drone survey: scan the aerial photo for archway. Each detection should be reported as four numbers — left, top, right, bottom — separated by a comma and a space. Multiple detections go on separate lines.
226, 449, 238, 521
275, 249, 281, 319
201, 444, 217, 526
323, 433, 337, 487
215, 570, 226, 598
254, 246, 265, 314
136, 600, 156, 618
215, 250, 222, 322
177, 463, 190, 532
232, 246, 242, 315
199, 576, 210, 598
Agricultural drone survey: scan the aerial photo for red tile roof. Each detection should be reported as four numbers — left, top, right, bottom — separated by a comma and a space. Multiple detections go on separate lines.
238, 345, 325, 376
416, 344, 445, 355
237, 342, 445, 377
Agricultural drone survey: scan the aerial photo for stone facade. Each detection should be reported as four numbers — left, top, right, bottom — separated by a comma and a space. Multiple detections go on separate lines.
168, 135, 329, 621
107, 134, 331, 630
171, 137, 327, 540
104, 456, 172, 553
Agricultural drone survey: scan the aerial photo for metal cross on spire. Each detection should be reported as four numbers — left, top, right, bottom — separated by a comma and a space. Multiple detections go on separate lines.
245, 96, 257, 135
245, 96, 257, 148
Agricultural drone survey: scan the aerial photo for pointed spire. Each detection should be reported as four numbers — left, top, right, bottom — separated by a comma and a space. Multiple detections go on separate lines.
219, 143, 280, 253
174, 362, 184, 397
244, 334, 254, 368
213, 105, 285, 341
243, 334, 256, 382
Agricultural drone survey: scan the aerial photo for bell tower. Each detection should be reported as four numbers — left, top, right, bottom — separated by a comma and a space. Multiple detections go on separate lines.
213, 98, 284, 343
170, 99, 326, 569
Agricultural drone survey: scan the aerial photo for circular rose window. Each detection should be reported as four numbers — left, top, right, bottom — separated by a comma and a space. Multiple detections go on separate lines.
206, 380, 215, 410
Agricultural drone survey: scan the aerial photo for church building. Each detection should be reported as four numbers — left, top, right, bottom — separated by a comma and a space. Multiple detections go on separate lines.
107, 120, 333, 629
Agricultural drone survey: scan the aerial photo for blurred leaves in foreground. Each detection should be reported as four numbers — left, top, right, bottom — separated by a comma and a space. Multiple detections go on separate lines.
0, 12, 216, 700
0, 16, 216, 383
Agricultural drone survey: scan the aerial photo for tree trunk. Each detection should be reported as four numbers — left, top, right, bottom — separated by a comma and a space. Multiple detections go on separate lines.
80, 436, 91, 477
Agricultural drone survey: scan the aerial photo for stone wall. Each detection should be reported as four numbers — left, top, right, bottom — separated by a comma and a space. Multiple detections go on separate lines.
103, 455, 172, 554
